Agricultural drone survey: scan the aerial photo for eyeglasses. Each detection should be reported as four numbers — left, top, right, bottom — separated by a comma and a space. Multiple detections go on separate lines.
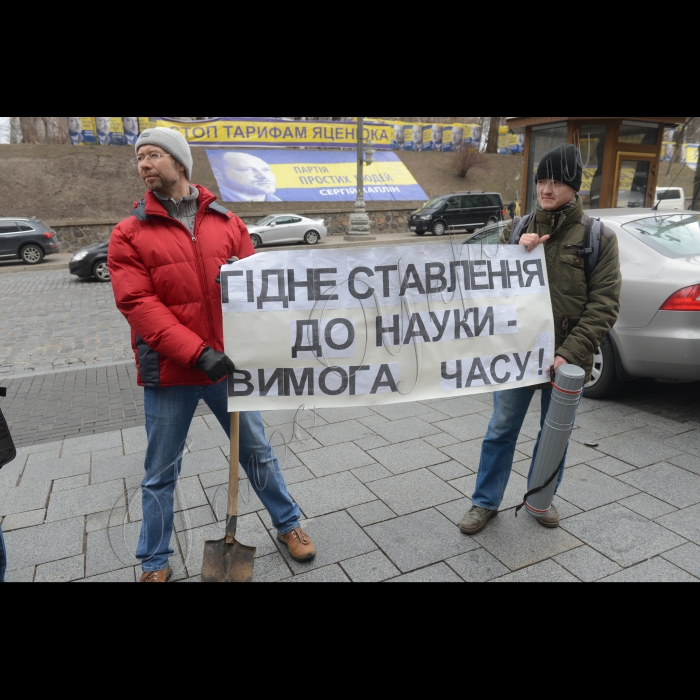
131, 154, 173, 167
537, 179, 563, 190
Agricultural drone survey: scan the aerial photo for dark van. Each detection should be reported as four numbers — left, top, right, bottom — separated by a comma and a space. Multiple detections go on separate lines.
408, 192, 504, 237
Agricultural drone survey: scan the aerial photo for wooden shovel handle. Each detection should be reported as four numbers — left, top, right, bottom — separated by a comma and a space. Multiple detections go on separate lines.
227, 412, 240, 519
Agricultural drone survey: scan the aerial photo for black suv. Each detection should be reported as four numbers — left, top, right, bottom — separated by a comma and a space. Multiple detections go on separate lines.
408, 192, 504, 237
0, 217, 61, 264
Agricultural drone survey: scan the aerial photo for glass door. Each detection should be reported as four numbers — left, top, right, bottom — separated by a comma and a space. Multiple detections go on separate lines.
613, 153, 656, 209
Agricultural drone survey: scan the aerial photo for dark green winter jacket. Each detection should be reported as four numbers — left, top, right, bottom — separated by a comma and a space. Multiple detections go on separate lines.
499, 196, 622, 382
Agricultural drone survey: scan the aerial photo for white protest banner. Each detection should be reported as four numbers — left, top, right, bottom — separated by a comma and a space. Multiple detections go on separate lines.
222, 243, 555, 412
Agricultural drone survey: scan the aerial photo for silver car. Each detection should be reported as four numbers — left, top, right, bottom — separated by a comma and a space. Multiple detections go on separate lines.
247, 214, 327, 250
466, 210, 700, 398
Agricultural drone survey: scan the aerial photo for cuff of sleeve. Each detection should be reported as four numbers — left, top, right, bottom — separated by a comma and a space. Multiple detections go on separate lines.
190, 343, 208, 369
555, 347, 578, 366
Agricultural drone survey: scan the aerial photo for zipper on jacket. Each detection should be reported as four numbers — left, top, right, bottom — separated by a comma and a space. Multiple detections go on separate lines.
155, 204, 216, 346
190, 208, 216, 345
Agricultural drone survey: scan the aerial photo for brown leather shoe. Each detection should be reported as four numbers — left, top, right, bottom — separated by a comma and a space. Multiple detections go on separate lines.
277, 528, 316, 563
536, 505, 560, 529
139, 567, 172, 583
460, 506, 498, 535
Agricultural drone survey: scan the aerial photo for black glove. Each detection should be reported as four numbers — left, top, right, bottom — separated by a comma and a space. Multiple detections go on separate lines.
215, 258, 240, 285
196, 348, 236, 383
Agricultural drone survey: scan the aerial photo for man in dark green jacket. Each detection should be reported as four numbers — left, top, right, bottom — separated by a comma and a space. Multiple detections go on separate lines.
461, 144, 622, 534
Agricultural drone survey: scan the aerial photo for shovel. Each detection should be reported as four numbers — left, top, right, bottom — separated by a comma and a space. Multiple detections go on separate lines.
201, 413, 256, 583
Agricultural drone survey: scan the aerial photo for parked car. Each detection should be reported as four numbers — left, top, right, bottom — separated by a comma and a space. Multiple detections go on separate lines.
655, 187, 685, 211
69, 241, 110, 282
0, 217, 61, 265
247, 215, 327, 249
409, 192, 504, 237
465, 210, 700, 398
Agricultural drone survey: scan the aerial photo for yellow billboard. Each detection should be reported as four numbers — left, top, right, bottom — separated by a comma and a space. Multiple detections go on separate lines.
68, 117, 96, 145
156, 117, 394, 149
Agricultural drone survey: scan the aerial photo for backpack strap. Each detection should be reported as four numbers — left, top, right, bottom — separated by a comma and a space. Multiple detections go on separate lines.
509, 213, 536, 244
577, 213, 607, 283
209, 202, 235, 220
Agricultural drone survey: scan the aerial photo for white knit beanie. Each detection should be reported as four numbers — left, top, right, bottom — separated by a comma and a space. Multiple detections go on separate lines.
136, 127, 193, 181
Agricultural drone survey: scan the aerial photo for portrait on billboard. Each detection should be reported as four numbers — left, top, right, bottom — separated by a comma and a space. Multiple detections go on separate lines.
209, 151, 282, 202
432, 125, 443, 151
123, 117, 140, 145
393, 124, 405, 150
96, 117, 112, 145
207, 149, 428, 203
68, 117, 96, 146
452, 125, 464, 152
412, 125, 423, 152
68, 117, 85, 145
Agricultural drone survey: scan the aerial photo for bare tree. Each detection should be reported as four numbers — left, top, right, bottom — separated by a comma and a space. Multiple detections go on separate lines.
453, 148, 486, 179
667, 121, 688, 176
19, 117, 69, 144
485, 117, 501, 155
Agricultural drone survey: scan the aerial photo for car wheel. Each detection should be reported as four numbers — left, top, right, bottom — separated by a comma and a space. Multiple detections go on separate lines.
20, 244, 44, 265
93, 260, 111, 283
584, 336, 625, 399
304, 230, 320, 246
433, 221, 447, 237
488, 217, 499, 226
250, 234, 262, 249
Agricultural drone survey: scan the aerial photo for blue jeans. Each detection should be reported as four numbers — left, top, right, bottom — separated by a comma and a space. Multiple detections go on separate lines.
472, 387, 577, 511
0, 523, 6, 583
138, 381, 301, 573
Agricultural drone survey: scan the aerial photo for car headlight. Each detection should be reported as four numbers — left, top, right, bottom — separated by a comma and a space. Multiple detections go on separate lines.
72, 251, 89, 262
420, 215, 432, 220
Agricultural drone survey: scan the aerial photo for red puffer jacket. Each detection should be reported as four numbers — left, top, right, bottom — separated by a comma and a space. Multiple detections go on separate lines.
108, 185, 255, 388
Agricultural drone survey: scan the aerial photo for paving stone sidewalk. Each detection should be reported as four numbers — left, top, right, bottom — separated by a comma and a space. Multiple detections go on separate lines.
0, 271, 132, 378
2, 394, 699, 583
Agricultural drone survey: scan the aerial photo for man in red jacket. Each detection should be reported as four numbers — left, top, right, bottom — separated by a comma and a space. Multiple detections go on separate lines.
109, 128, 316, 582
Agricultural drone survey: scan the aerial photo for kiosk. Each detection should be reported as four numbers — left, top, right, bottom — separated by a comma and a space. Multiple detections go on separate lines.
507, 117, 687, 213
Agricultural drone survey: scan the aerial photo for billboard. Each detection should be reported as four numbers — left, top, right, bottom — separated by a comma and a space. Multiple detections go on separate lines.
661, 141, 676, 163
497, 126, 524, 155
391, 123, 409, 150
68, 117, 96, 145
429, 123, 444, 151
138, 117, 157, 133
95, 117, 125, 146
157, 117, 394, 150
464, 124, 482, 149
206, 149, 428, 203
404, 123, 424, 152
123, 117, 140, 146
444, 124, 464, 152
684, 144, 699, 169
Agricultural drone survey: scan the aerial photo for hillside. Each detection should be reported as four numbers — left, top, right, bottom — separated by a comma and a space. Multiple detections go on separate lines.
0, 145, 524, 222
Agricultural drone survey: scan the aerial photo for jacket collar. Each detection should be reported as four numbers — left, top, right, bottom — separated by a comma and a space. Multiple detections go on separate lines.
141, 184, 218, 219
535, 195, 584, 237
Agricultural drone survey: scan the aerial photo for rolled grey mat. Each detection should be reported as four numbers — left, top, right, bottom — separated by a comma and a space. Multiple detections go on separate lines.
519, 365, 586, 518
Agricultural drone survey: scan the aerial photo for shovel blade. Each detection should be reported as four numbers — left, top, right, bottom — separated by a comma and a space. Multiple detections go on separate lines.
201, 537, 257, 583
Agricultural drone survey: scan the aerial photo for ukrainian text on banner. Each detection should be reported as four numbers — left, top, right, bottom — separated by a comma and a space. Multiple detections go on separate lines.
207, 149, 428, 203
156, 117, 394, 149
222, 244, 555, 412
